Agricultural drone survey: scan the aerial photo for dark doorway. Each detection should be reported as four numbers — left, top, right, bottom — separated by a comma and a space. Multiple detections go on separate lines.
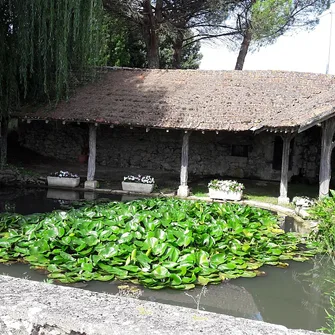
272, 136, 294, 171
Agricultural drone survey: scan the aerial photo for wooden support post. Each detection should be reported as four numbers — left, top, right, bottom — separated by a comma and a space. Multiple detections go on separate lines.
278, 134, 294, 205
85, 124, 98, 189
177, 131, 191, 197
319, 118, 335, 198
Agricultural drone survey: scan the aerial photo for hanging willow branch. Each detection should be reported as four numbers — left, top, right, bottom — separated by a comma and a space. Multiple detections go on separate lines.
0, 0, 107, 167
0, 0, 106, 120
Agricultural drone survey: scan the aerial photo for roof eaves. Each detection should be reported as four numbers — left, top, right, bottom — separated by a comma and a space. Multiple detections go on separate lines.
298, 107, 335, 133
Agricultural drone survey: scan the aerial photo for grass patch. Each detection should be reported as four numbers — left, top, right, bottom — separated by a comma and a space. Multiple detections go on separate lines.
190, 177, 319, 207
190, 184, 208, 197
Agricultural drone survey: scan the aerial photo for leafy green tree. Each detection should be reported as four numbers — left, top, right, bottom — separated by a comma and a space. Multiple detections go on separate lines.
0, 0, 107, 167
230, 0, 331, 70
105, 14, 202, 69
103, 0, 236, 68
159, 31, 203, 69
105, 16, 147, 68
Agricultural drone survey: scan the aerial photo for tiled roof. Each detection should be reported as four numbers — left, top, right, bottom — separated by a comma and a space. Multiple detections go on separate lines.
16, 68, 335, 132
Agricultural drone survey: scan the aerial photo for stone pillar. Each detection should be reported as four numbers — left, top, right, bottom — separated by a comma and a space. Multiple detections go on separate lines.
177, 131, 191, 197
319, 118, 335, 198
278, 134, 294, 205
84, 124, 99, 189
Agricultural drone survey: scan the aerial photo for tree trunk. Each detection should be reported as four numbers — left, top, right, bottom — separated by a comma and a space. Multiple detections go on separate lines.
143, 0, 160, 68
172, 30, 184, 69
235, 29, 252, 70
319, 119, 335, 198
0, 118, 8, 169
147, 32, 159, 69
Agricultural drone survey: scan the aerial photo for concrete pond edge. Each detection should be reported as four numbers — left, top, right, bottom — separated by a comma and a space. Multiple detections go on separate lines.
0, 275, 322, 335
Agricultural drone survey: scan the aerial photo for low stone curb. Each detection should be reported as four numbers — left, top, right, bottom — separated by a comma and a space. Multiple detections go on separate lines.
0, 275, 323, 335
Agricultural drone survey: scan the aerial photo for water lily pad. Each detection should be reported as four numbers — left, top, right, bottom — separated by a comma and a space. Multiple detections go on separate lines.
0, 198, 317, 289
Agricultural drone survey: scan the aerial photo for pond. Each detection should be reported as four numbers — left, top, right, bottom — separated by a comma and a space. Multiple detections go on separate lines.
0, 188, 332, 332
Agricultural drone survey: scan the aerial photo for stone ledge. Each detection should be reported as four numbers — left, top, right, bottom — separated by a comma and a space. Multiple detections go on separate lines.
0, 275, 321, 335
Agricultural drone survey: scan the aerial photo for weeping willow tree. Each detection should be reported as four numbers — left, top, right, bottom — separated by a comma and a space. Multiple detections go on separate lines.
0, 0, 107, 168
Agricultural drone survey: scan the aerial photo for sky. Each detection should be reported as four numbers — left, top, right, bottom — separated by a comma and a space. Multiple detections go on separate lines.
200, 4, 335, 75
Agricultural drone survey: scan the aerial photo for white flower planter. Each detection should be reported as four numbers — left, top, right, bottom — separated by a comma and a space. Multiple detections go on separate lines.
209, 188, 243, 201
47, 176, 80, 188
122, 181, 154, 194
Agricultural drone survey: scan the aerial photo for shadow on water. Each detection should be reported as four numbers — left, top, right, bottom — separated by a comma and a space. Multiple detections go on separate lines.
0, 188, 123, 215
0, 188, 332, 331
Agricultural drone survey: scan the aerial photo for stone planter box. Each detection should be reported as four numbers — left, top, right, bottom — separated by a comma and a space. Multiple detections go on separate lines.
47, 176, 80, 188
122, 181, 154, 194
209, 189, 243, 201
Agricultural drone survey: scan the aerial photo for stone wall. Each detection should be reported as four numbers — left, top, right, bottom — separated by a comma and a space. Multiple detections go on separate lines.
18, 121, 321, 182
0, 275, 319, 335
293, 127, 321, 182
19, 122, 87, 161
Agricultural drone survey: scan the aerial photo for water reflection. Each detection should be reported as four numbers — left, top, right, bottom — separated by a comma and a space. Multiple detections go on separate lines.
0, 257, 332, 331
0, 188, 122, 215
47, 189, 80, 201
147, 283, 263, 321
84, 192, 98, 200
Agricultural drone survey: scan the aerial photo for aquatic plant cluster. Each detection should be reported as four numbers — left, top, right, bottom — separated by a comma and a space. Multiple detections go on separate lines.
208, 180, 245, 193
308, 191, 335, 334
310, 190, 335, 254
123, 175, 155, 184
0, 198, 317, 289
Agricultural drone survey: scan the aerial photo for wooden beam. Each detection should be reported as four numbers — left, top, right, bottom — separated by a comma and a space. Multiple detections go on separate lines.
87, 124, 97, 182
319, 118, 335, 197
298, 108, 335, 133
278, 133, 295, 204
177, 132, 191, 197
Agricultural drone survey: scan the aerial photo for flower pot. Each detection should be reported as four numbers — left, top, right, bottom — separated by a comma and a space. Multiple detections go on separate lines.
121, 181, 154, 194
209, 188, 242, 201
47, 176, 80, 188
